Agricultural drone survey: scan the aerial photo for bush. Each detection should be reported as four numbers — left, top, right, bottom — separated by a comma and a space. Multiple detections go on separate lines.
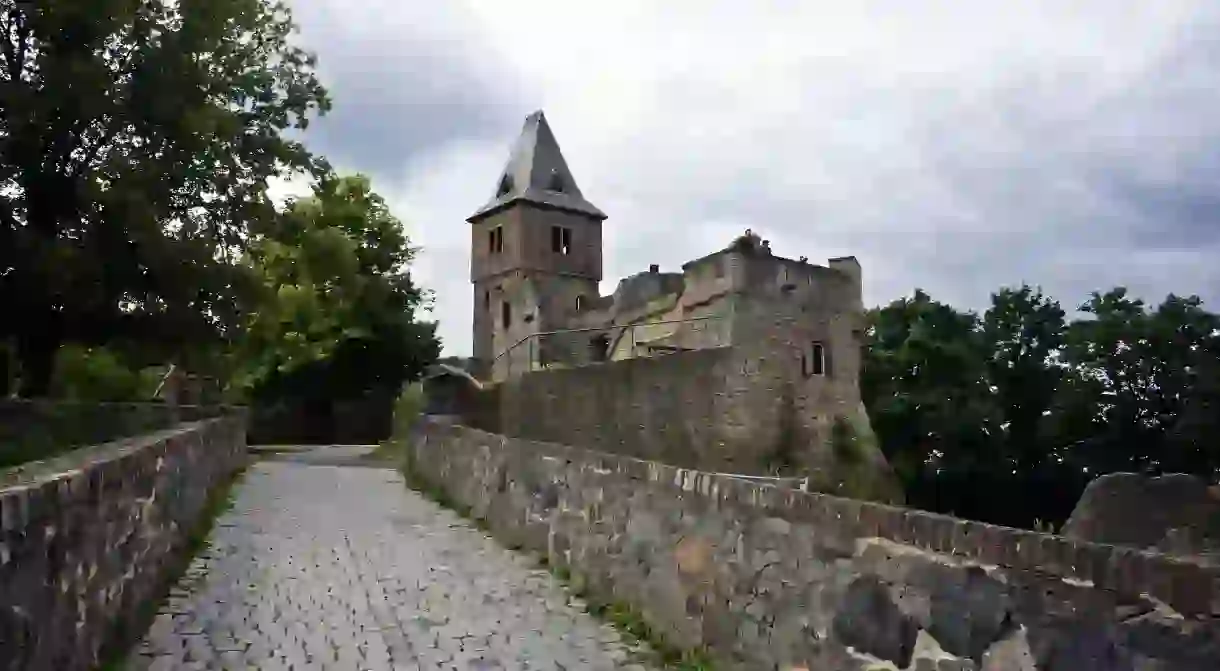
50, 345, 159, 402
392, 382, 426, 441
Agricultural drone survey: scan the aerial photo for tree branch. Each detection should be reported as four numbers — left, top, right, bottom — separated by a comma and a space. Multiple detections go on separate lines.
3, 7, 29, 84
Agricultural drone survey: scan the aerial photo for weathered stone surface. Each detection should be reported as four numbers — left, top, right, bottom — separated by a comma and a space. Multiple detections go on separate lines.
833, 575, 917, 666
927, 566, 1011, 660
1027, 622, 1135, 671
1118, 612, 1220, 670
982, 628, 1037, 671
0, 411, 246, 671
1063, 472, 1220, 555
408, 418, 1220, 671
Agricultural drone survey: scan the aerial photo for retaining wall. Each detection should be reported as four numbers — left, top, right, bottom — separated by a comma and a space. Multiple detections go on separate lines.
409, 418, 1220, 671
0, 411, 248, 671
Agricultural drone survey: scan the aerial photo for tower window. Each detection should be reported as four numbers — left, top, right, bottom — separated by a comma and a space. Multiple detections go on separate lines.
484, 290, 490, 310
488, 226, 504, 254
496, 174, 513, 198
501, 301, 512, 329
546, 169, 565, 193
803, 341, 827, 377
575, 295, 585, 311
551, 226, 572, 255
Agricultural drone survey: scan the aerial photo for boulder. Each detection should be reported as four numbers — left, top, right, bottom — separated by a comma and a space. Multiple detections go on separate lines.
1062, 472, 1220, 556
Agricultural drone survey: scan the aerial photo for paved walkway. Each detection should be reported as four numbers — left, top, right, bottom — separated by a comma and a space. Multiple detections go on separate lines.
126, 448, 655, 670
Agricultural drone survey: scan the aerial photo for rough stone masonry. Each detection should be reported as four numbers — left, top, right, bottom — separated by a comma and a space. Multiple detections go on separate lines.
408, 417, 1220, 671
0, 410, 247, 671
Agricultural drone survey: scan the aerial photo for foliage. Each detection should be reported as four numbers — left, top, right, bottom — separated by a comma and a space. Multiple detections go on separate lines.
806, 414, 904, 505
862, 284, 1220, 529
49, 344, 161, 401
861, 289, 995, 483
392, 382, 426, 440
0, 0, 330, 396
830, 415, 864, 465
234, 174, 440, 405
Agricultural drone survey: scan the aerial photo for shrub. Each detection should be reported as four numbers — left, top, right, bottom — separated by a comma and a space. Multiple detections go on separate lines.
392, 382, 426, 441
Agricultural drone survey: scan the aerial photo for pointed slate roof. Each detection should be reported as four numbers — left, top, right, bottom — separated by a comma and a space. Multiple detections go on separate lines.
467, 110, 607, 222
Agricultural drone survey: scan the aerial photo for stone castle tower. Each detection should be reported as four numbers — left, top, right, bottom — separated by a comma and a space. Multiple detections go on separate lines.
467, 111, 606, 374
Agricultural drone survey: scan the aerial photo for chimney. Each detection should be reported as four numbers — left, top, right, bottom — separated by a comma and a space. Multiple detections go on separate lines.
649, 264, 659, 273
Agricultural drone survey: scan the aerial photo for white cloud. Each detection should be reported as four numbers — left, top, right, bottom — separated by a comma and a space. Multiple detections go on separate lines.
285, 0, 1220, 356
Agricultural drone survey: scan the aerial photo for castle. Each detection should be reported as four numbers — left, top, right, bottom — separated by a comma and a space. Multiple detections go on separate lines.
461, 110, 895, 496
468, 111, 864, 383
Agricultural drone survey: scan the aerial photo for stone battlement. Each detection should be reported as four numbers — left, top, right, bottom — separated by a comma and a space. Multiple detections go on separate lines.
409, 417, 1220, 671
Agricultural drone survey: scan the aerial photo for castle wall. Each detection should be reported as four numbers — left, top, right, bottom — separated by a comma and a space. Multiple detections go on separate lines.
493, 348, 746, 471
469, 240, 892, 497
410, 417, 1220, 671
468, 339, 897, 502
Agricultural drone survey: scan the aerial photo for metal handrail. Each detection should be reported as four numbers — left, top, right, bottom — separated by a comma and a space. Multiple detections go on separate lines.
490, 315, 724, 366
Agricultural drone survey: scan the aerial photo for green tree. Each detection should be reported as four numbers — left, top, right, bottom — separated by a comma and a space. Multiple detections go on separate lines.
865, 284, 1220, 528
1059, 289, 1220, 475
235, 173, 440, 405
0, 0, 329, 396
861, 289, 995, 484
982, 285, 1066, 472
49, 343, 160, 401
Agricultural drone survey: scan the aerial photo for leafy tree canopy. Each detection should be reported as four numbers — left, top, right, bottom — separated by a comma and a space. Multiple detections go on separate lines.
234, 173, 441, 404
862, 284, 1220, 528
0, 0, 330, 395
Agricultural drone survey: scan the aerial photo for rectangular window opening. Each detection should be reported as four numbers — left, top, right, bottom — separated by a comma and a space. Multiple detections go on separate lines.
805, 341, 826, 377
488, 226, 504, 254
551, 226, 572, 255
501, 301, 512, 329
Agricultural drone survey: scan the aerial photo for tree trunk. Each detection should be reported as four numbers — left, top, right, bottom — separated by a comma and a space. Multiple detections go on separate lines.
15, 321, 60, 398
0, 342, 11, 398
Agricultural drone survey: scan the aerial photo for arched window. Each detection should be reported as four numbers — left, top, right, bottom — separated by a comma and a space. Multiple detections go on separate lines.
575, 295, 585, 311
803, 341, 827, 377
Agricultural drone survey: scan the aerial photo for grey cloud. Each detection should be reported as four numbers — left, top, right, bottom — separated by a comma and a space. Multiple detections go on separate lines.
279, 2, 1220, 356
600, 18, 1220, 317
287, 2, 530, 180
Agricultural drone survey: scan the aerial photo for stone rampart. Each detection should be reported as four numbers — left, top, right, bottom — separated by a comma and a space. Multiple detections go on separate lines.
0, 410, 248, 671
493, 348, 742, 470
409, 418, 1220, 671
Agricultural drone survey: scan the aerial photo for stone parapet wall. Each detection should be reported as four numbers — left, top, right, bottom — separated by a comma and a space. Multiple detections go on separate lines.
0, 400, 234, 469
409, 418, 1220, 671
0, 412, 248, 671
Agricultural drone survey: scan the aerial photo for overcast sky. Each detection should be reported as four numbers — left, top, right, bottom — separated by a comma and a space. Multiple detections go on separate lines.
283, 0, 1220, 356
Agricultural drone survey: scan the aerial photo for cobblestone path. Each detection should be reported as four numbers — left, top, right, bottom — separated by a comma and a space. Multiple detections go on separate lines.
127, 450, 655, 670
